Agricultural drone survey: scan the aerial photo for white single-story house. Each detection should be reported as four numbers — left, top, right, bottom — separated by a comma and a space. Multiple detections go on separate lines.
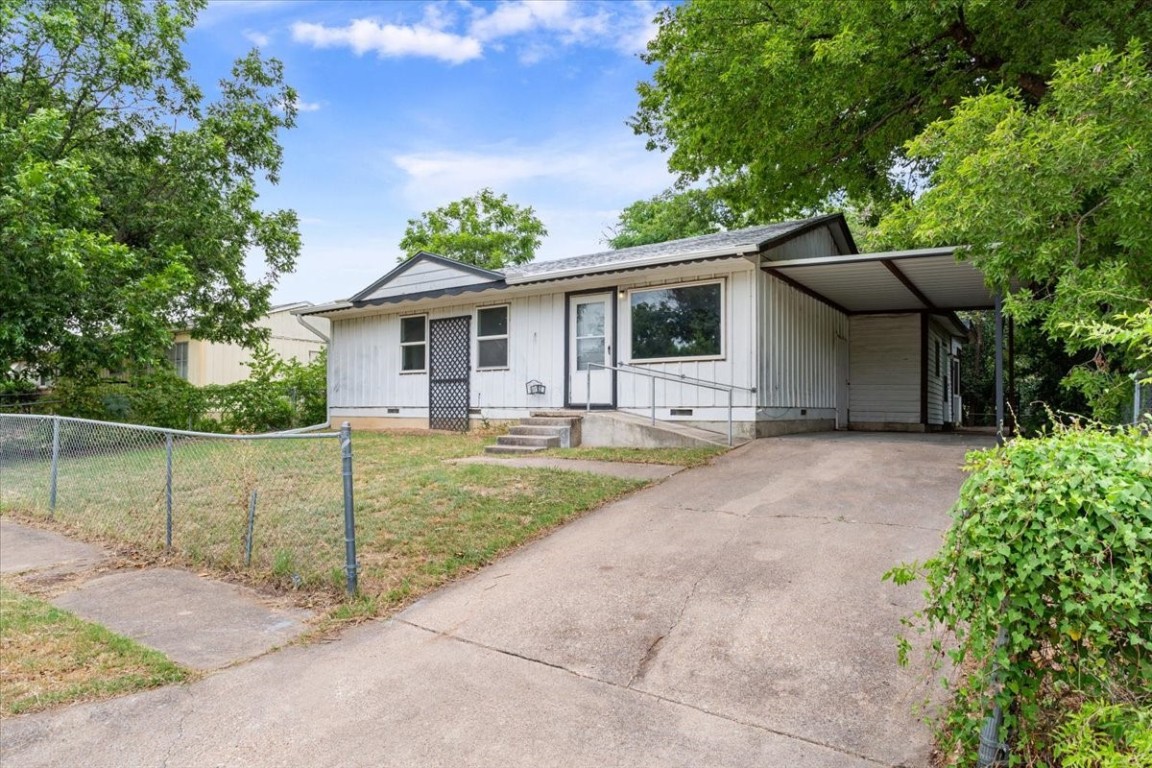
300, 214, 993, 438
169, 302, 330, 387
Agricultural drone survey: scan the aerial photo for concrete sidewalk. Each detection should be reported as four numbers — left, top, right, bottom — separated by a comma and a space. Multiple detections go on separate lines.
0, 519, 313, 671
1, 432, 987, 767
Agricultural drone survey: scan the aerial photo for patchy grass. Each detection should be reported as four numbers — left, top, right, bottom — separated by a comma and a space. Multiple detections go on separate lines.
0, 582, 188, 717
1, 431, 649, 617
538, 444, 728, 468
346, 432, 645, 611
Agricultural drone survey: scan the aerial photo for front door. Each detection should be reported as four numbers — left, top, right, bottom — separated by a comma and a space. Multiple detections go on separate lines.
428, 316, 470, 432
568, 292, 614, 407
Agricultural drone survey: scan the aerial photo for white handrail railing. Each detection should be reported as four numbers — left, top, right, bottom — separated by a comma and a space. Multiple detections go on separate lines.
585, 363, 756, 446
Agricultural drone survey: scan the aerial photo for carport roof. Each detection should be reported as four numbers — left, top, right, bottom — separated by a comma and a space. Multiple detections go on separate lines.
761, 247, 996, 314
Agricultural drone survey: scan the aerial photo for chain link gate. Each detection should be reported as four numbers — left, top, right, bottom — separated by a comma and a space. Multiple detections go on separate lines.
428, 316, 471, 432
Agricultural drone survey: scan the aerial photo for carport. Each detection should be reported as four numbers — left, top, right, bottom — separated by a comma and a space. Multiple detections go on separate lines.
760, 247, 1012, 440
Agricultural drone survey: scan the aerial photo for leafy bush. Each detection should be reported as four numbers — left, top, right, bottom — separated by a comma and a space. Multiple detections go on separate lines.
1054, 701, 1152, 768
38, 346, 327, 433
887, 424, 1152, 763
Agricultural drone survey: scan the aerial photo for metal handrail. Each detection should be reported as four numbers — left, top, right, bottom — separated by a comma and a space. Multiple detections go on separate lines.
585, 363, 756, 446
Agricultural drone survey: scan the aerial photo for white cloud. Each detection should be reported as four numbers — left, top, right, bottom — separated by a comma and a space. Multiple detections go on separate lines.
288, 2, 668, 66
293, 98, 321, 112
244, 30, 271, 47
291, 19, 482, 64
390, 133, 676, 260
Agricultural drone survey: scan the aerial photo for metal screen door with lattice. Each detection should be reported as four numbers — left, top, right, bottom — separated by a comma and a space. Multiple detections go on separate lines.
428, 316, 471, 431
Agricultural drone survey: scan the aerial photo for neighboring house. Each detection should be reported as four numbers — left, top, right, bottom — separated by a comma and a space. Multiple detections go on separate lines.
300, 214, 990, 436
169, 302, 330, 386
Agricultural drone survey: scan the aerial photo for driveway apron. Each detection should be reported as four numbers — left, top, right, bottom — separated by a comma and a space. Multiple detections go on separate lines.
0, 432, 988, 768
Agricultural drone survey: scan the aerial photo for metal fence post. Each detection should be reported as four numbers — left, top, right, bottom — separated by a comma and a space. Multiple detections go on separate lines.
650, 376, 656, 425
727, 388, 734, 447
165, 432, 174, 550
49, 416, 60, 516
340, 422, 358, 595
245, 490, 258, 566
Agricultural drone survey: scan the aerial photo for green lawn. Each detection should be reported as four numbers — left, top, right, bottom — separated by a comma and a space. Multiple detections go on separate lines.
0, 582, 189, 716
538, 444, 728, 468
1, 431, 652, 614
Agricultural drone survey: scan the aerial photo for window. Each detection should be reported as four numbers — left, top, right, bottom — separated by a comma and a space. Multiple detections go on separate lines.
476, 306, 508, 369
400, 315, 426, 372
168, 342, 189, 380
629, 281, 723, 362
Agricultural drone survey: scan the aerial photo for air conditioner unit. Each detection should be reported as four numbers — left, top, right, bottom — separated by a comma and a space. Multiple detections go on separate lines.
952, 395, 963, 425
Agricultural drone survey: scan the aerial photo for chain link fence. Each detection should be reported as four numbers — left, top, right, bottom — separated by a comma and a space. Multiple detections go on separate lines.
0, 414, 358, 595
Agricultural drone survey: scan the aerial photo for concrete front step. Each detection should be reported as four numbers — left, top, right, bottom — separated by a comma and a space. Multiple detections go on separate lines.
509, 425, 569, 436
484, 444, 549, 455
497, 435, 561, 448
519, 417, 581, 427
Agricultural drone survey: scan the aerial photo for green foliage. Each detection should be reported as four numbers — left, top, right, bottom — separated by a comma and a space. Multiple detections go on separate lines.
1, 0, 300, 383
43, 346, 326, 433
634, 0, 1150, 220
880, 44, 1152, 414
887, 425, 1152, 761
606, 188, 749, 249
1053, 701, 1152, 768
399, 187, 546, 269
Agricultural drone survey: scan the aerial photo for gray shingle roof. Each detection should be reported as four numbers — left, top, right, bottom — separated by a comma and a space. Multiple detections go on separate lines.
503, 218, 831, 280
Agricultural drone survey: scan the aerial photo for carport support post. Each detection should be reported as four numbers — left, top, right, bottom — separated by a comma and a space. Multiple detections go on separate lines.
165, 432, 173, 550
340, 422, 358, 595
49, 416, 60, 516
994, 293, 1005, 446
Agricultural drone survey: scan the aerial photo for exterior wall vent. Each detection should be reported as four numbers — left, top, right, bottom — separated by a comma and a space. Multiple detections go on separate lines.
670, 408, 693, 416
387, 408, 400, 414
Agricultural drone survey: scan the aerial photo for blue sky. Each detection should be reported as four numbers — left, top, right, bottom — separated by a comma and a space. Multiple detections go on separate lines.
186, 0, 677, 305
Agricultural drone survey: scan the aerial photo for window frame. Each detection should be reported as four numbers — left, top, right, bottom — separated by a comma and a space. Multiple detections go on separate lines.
169, 341, 189, 380
625, 279, 726, 364
475, 304, 510, 370
399, 314, 428, 374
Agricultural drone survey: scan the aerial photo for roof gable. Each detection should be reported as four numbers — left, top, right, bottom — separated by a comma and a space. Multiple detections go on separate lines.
351, 252, 505, 302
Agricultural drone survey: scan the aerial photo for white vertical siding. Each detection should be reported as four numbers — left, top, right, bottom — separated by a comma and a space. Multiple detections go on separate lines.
328, 294, 569, 413
756, 272, 848, 408
848, 315, 921, 424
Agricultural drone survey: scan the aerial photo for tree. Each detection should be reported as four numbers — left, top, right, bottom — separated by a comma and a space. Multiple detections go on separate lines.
605, 188, 747, 249
635, 1, 1152, 416
398, 188, 546, 269
633, 0, 1150, 220
880, 44, 1152, 411
0, 0, 300, 383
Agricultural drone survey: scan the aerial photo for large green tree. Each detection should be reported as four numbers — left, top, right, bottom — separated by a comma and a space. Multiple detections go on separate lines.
605, 188, 747, 249
634, 0, 1150, 219
635, 0, 1152, 415
399, 187, 546, 269
0, 0, 300, 383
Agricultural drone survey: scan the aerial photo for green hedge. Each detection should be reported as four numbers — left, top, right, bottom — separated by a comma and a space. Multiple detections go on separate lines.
887, 424, 1152, 764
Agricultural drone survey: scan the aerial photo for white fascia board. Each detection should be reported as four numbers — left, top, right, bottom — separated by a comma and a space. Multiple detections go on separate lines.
295, 301, 354, 317
504, 247, 757, 285
764, 246, 960, 269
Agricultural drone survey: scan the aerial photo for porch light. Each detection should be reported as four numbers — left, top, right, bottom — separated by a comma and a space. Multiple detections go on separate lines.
526, 380, 546, 396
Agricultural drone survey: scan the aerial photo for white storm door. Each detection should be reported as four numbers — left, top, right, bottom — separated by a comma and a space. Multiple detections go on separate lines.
568, 293, 613, 406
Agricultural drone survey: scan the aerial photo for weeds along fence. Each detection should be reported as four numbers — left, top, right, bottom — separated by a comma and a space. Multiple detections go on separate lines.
0, 414, 358, 595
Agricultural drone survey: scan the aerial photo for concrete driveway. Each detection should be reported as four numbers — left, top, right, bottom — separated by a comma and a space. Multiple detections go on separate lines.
1, 432, 989, 768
